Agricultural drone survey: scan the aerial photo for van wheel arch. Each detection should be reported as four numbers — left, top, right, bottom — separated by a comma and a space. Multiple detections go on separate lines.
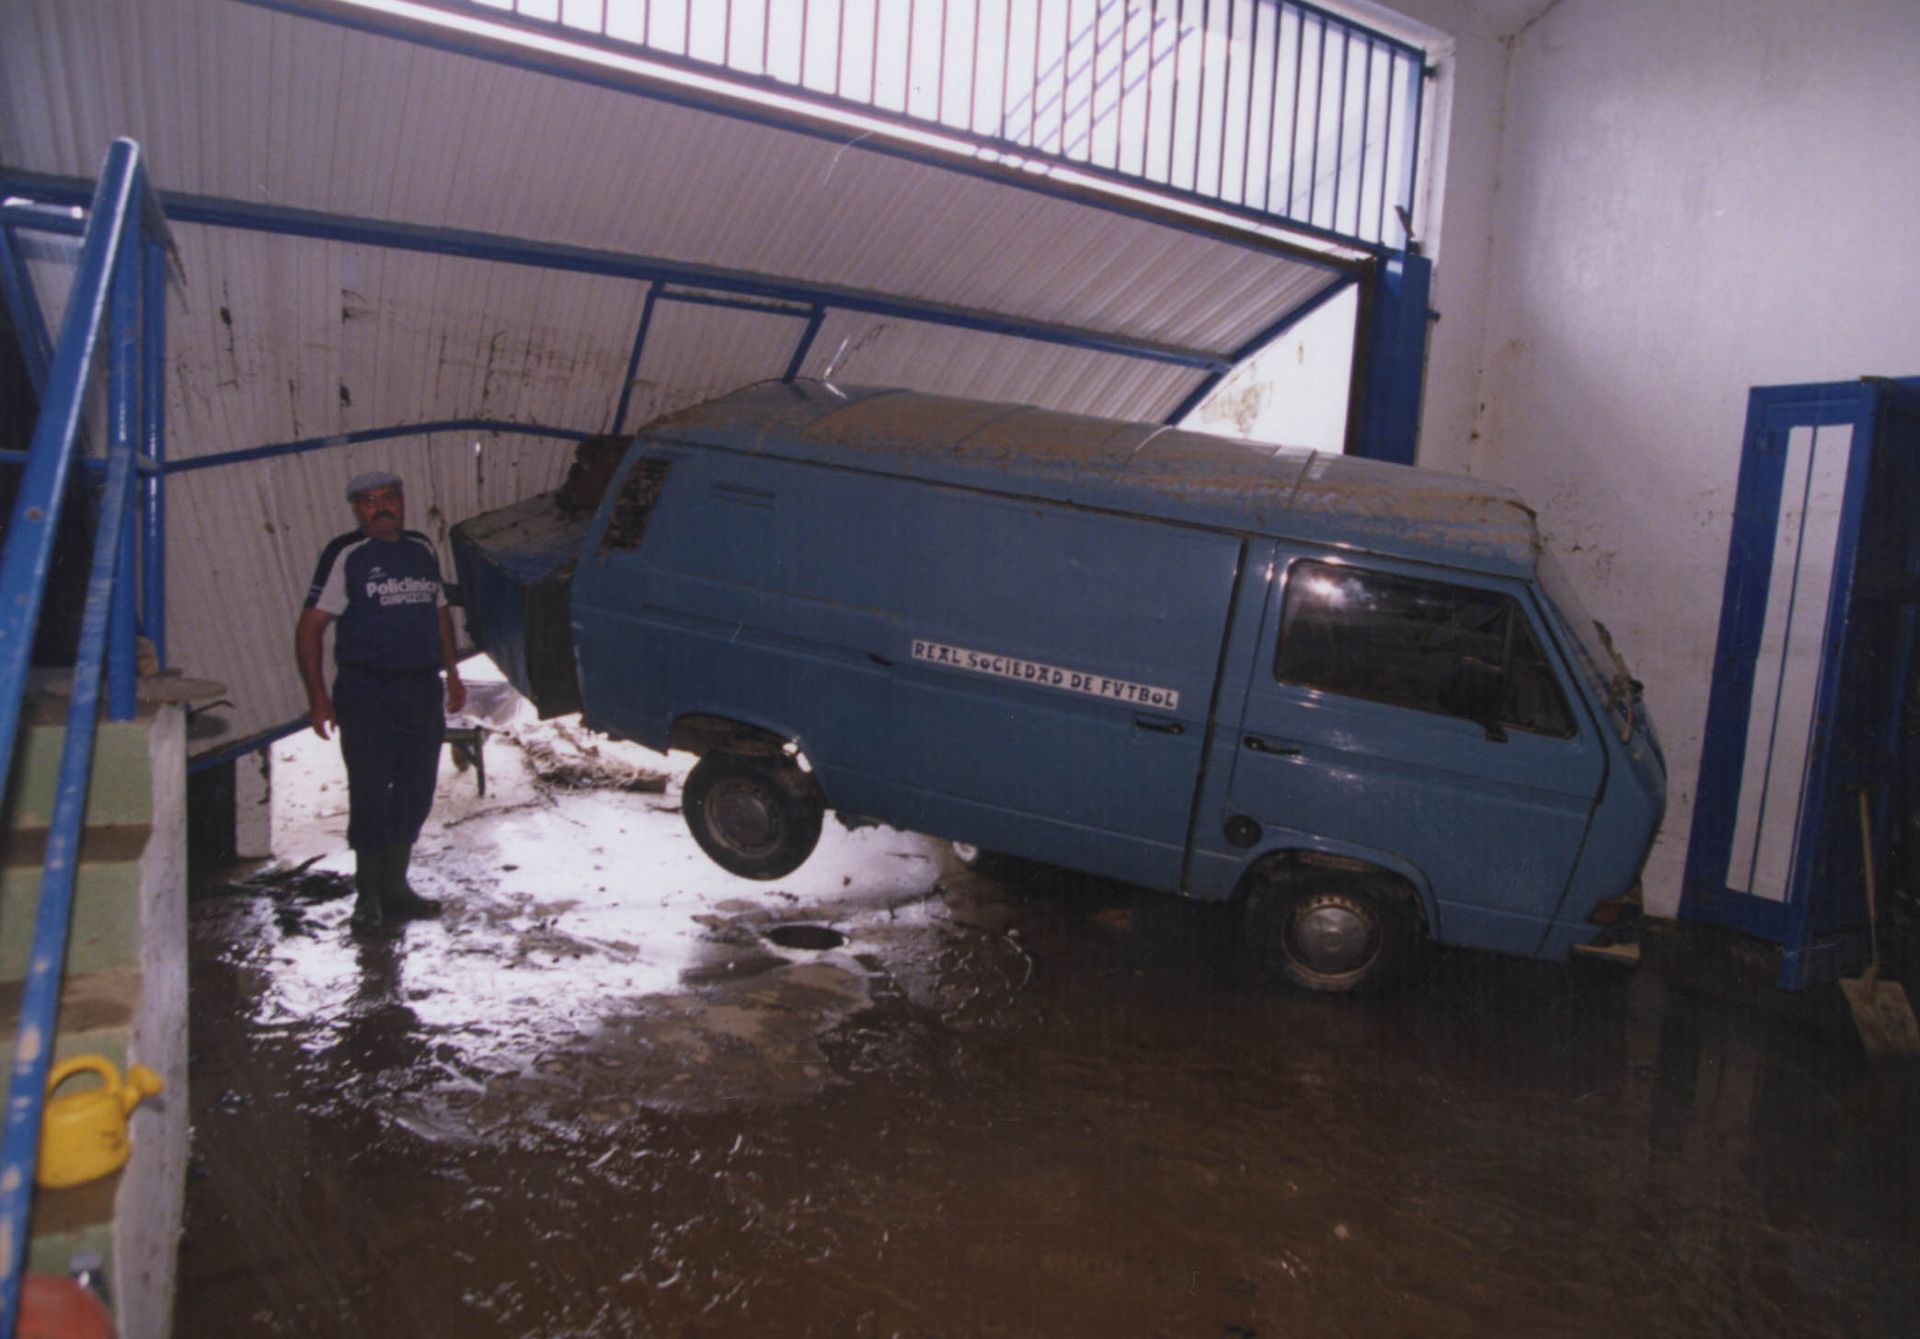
669, 713, 802, 762
1237, 853, 1427, 994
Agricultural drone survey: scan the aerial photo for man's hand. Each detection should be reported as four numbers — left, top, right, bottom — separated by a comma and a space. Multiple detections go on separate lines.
309, 694, 336, 740
295, 608, 336, 739
444, 671, 467, 716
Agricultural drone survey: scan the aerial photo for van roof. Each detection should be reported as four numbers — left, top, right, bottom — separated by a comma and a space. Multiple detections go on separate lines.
646, 381, 1542, 578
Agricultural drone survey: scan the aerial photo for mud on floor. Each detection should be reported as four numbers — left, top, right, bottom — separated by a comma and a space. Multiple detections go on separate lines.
178, 717, 1920, 1338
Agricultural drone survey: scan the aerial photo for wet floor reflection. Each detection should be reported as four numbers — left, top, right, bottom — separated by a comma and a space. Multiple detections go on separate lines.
178, 724, 1920, 1337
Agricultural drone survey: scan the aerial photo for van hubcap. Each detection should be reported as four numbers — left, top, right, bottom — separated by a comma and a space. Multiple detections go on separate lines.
1291, 898, 1376, 972
710, 780, 780, 855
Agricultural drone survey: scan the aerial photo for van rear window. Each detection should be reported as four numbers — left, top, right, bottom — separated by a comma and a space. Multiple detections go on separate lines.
1274, 561, 1575, 737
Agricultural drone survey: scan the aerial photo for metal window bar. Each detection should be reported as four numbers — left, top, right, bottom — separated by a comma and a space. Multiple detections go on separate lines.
0, 137, 173, 1339
429, 0, 1424, 250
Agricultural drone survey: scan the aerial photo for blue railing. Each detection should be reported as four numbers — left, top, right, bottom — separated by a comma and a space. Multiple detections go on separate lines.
0, 138, 171, 1336
439, 0, 1427, 249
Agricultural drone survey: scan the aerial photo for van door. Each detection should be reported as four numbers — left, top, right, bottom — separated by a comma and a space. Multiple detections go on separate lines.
878, 488, 1243, 893
1222, 551, 1606, 956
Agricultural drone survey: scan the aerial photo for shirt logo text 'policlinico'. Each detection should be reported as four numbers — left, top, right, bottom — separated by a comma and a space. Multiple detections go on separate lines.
365, 576, 438, 606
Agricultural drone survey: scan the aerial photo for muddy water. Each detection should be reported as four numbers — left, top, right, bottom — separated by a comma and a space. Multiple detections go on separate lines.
178, 732, 1919, 1337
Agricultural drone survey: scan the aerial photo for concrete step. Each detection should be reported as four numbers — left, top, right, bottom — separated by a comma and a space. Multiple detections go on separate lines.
0, 848, 148, 984
0, 966, 140, 1081
2, 718, 156, 830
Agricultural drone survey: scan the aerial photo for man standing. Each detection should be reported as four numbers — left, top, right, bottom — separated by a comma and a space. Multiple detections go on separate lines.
295, 471, 466, 934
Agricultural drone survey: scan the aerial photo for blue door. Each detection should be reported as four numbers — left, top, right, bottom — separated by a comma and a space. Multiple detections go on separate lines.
1681, 378, 1920, 986
1221, 550, 1605, 956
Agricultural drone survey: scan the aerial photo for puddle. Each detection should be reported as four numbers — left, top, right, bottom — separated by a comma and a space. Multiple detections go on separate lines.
766, 924, 849, 952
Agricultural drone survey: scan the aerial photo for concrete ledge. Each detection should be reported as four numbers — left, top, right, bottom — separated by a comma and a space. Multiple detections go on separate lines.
24, 1171, 119, 1278
2, 721, 157, 829
0, 824, 155, 870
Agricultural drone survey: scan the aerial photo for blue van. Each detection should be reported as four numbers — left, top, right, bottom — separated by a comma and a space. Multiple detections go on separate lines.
453, 382, 1665, 991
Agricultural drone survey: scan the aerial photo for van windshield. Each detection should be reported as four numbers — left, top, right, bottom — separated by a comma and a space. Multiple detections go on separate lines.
1536, 551, 1637, 741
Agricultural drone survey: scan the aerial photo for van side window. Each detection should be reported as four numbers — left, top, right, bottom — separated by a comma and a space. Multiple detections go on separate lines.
1274, 561, 1575, 737
600, 457, 673, 551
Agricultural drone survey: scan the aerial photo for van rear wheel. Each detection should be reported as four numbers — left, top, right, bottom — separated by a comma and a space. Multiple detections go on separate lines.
683, 752, 823, 880
1242, 872, 1416, 994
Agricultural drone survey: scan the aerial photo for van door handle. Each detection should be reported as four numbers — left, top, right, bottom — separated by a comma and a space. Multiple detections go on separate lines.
868, 652, 894, 667
1134, 715, 1185, 735
1244, 735, 1300, 756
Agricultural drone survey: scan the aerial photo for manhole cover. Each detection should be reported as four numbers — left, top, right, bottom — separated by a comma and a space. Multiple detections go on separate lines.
766, 924, 847, 952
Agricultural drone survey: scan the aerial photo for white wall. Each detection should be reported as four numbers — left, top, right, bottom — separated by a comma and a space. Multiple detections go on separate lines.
1185, 285, 1357, 451
1460, 0, 1920, 913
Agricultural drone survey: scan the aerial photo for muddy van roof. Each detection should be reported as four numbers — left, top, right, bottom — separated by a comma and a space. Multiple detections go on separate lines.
644, 381, 1541, 578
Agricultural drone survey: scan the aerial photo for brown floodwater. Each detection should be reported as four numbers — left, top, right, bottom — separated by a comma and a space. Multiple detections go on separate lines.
176, 735, 1920, 1338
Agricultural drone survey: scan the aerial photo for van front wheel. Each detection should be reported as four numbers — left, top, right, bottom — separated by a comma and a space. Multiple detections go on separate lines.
683, 753, 823, 880
1242, 873, 1416, 994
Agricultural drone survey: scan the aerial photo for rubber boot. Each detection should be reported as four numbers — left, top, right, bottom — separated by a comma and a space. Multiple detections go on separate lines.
381, 844, 443, 920
349, 848, 396, 936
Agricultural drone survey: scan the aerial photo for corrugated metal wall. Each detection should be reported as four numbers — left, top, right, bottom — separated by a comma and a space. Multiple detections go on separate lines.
0, 0, 1366, 753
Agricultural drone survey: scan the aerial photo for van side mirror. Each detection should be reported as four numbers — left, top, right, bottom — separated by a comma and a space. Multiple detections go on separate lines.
1441, 657, 1508, 742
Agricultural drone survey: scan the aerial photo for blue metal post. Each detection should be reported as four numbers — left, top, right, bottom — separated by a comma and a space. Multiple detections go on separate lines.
0, 140, 138, 786
0, 224, 54, 394
108, 214, 141, 720
1350, 249, 1431, 464
783, 306, 826, 382
142, 231, 168, 666
612, 282, 660, 434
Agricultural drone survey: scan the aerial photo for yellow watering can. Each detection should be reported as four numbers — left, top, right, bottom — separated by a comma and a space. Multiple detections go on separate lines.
36, 1055, 164, 1189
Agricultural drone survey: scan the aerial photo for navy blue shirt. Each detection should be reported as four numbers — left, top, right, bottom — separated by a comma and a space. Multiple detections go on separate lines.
304, 530, 447, 672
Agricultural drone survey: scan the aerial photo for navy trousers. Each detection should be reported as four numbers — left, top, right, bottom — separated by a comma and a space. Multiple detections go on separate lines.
332, 665, 445, 852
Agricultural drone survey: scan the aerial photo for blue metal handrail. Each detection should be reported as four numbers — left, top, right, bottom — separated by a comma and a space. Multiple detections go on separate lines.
0, 138, 171, 1337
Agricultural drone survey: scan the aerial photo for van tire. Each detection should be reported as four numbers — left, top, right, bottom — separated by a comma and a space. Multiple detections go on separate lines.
1242, 872, 1416, 994
683, 752, 823, 880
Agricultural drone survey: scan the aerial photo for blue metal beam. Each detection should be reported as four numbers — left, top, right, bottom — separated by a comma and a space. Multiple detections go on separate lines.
186, 718, 310, 776
0, 453, 159, 474
611, 282, 660, 435
0, 201, 86, 237
657, 288, 814, 321
0, 170, 1235, 376
785, 307, 828, 383
107, 220, 140, 720
141, 232, 168, 665
162, 418, 592, 475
